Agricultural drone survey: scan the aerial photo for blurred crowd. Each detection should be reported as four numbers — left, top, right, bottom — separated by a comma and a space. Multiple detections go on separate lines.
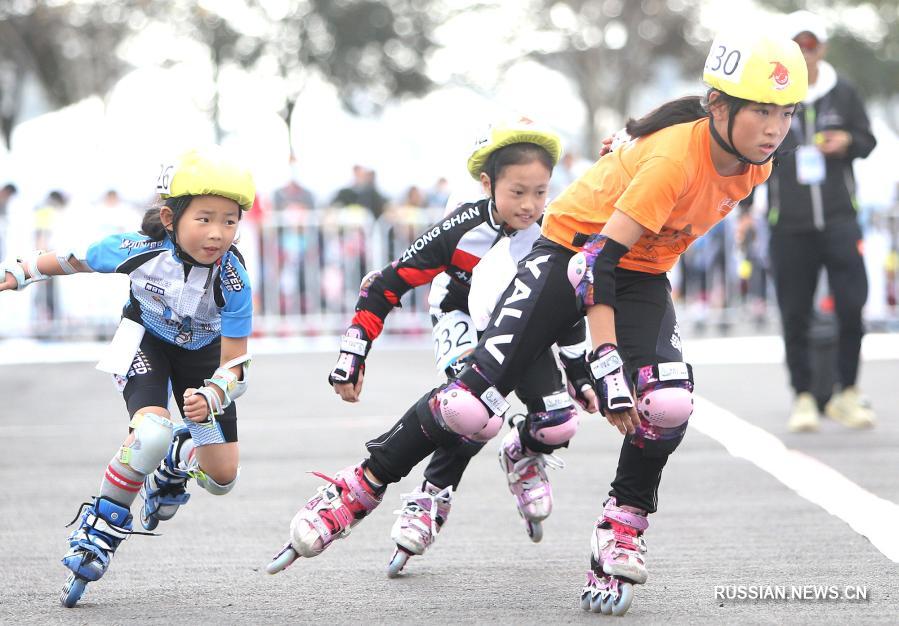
1, 152, 898, 338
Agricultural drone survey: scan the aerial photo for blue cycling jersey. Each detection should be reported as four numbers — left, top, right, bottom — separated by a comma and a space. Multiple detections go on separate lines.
81, 232, 252, 349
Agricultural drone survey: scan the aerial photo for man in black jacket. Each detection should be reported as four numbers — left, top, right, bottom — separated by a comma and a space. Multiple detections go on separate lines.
769, 11, 877, 432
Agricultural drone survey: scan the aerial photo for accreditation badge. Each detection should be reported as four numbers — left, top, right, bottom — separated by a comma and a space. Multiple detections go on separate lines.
795, 145, 826, 185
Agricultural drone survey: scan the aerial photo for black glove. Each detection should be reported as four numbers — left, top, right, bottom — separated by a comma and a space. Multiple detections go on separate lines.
559, 349, 593, 410
328, 325, 371, 387
586, 343, 634, 416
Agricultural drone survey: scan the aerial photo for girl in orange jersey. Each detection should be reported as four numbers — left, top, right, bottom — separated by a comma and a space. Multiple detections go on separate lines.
268, 31, 806, 616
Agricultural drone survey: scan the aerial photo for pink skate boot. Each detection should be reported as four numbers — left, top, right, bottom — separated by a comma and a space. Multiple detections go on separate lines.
498, 424, 564, 543
266, 464, 382, 574
386, 481, 453, 578
581, 497, 649, 616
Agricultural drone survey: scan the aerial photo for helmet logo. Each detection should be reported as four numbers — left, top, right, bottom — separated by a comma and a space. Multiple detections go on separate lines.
769, 61, 790, 90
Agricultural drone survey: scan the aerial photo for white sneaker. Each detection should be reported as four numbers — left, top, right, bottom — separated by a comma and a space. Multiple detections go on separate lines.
787, 392, 820, 432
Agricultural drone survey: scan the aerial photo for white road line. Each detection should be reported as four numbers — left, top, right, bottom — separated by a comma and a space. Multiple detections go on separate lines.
2, 333, 898, 366
692, 395, 899, 563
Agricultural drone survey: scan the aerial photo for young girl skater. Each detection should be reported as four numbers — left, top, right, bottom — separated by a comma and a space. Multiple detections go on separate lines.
322, 119, 595, 576
268, 120, 597, 576
316, 119, 595, 577
1, 146, 256, 607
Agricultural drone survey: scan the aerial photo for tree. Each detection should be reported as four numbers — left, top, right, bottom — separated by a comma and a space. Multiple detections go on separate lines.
755, 0, 899, 131
0, 1, 148, 148
248, 0, 439, 154
519, 0, 706, 154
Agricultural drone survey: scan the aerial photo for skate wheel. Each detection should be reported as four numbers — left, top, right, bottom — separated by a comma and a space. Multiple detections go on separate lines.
525, 520, 543, 543
611, 582, 634, 616
265, 544, 299, 575
60, 574, 87, 608
590, 589, 606, 613
386, 549, 410, 579
579, 589, 593, 611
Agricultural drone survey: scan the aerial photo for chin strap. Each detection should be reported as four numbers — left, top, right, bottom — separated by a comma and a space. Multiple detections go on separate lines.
707, 111, 775, 167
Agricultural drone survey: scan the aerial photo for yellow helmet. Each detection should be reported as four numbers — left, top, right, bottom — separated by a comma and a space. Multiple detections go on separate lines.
703, 32, 807, 105
156, 146, 255, 211
466, 117, 562, 180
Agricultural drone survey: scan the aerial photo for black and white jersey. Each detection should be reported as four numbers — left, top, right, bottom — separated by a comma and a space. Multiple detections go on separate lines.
352, 198, 540, 340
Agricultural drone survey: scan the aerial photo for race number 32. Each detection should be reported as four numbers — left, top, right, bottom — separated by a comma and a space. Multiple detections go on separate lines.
433, 310, 477, 373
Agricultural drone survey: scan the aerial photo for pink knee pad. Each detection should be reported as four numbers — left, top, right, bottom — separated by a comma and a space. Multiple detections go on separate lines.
635, 363, 694, 429
531, 407, 579, 446
467, 414, 503, 442
434, 381, 491, 437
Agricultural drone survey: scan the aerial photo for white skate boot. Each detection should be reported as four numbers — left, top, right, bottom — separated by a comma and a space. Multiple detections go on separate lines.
266, 463, 382, 574
498, 424, 564, 543
581, 497, 649, 616
386, 482, 453, 578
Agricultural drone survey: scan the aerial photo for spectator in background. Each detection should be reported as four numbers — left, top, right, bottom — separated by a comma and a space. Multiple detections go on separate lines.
33, 189, 68, 321
0, 183, 17, 259
273, 160, 316, 212
769, 11, 877, 432
548, 152, 588, 201
425, 177, 450, 209
401, 185, 426, 209
0, 183, 16, 217
95, 190, 143, 237
332, 164, 387, 218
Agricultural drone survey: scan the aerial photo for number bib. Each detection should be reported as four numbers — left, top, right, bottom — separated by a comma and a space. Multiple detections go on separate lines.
432, 310, 478, 374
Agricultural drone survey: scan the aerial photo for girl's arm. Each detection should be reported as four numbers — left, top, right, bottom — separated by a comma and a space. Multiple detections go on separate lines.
584, 210, 645, 347
183, 336, 250, 422
0, 251, 90, 291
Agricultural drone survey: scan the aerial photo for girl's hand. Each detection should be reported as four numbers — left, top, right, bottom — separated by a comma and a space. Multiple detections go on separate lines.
0, 265, 21, 292
183, 388, 213, 422
604, 406, 641, 436
333, 372, 364, 403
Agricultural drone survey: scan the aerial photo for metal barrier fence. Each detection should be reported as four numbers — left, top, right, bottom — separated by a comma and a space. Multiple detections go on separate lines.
1, 207, 897, 340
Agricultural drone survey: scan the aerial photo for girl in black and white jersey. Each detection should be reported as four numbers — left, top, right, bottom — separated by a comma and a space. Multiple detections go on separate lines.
268, 119, 599, 577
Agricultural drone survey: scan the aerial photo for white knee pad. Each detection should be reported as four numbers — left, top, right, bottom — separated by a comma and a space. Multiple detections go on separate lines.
196, 467, 239, 496
123, 412, 175, 474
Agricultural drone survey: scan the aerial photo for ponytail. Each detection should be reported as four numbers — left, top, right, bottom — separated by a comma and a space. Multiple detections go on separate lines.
624, 91, 751, 139
625, 96, 707, 138
140, 196, 193, 240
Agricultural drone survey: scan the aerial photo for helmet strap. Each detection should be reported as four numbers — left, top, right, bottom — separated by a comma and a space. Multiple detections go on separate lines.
165, 214, 214, 268
707, 106, 774, 167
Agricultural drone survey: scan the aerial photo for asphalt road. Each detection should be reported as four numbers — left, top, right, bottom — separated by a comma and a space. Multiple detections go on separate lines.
1, 345, 897, 624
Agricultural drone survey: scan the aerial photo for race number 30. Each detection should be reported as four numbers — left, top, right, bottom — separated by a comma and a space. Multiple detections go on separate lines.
704, 36, 749, 83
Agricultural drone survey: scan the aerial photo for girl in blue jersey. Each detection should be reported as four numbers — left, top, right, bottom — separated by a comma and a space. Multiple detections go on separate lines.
1, 146, 255, 607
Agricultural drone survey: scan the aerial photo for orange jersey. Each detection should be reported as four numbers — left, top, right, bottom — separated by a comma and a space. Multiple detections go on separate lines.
542, 118, 771, 273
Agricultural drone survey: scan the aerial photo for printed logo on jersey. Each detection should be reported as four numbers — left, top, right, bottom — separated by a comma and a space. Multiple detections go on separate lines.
717, 197, 738, 215
400, 204, 481, 263
222, 263, 245, 292
126, 349, 152, 377
144, 283, 165, 296
120, 239, 164, 251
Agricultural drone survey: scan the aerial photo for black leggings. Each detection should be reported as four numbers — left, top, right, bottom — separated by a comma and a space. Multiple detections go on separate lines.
366, 237, 683, 512
121, 333, 238, 442
769, 219, 868, 393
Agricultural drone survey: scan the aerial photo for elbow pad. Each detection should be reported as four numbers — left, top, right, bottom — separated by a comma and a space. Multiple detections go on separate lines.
567, 234, 628, 309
